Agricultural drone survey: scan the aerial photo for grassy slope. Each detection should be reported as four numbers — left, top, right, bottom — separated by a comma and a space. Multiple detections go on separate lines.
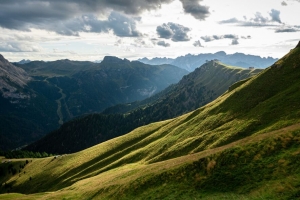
1, 45, 300, 199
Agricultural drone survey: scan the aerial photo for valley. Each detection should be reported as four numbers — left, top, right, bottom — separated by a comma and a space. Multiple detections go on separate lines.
0, 57, 188, 150
0, 42, 299, 199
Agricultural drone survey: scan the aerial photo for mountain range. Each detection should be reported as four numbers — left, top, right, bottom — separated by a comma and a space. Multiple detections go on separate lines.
0, 56, 187, 150
24, 61, 262, 154
138, 51, 278, 71
0, 42, 299, 199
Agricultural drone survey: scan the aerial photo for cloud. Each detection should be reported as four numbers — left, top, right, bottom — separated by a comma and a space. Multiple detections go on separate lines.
252, 12, 269, 24
193, 40, 203, 47
114, 39, 123, 46
156, 24, 173, 39
0, 41, 41, 52
157, 41, 170, 47
281, 1, 288, 6
269, 9, 281, 23
179, 0, 210, 20
275, 26, 300, 32
0, 0, 175, 36
0, 6, 142, 37
219, 18, 240, 24
131, 38, 154, 48
220, 9, 283, 27
106, 12, 142, 37
156, 22, 191, 42
231, 39, 239, 45
200, 34, 251, 45
200, 34, 239, 42
241, 35, 252, 39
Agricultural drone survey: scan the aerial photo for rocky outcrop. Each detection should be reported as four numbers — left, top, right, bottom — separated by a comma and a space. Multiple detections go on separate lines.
0, 54, 31, 98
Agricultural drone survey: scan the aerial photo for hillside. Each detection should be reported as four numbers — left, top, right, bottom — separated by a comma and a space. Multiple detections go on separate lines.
103, 60, 262, 115
138, 51, 278, 71
1, 56, 187, 150
0, 42, 299, 199
0, 55, 31, 98
25, 61, 262, 154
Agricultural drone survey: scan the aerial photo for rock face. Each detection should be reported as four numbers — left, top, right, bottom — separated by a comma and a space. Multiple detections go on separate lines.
0, 54, 31, 98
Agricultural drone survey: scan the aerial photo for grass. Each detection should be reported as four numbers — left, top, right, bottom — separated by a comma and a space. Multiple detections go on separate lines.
2, 124, 299, 199
1, 45, 300, 199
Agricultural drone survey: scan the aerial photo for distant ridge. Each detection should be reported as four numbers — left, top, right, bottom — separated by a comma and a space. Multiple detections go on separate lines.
14, 59, 31, 64
138, 51, 278, 71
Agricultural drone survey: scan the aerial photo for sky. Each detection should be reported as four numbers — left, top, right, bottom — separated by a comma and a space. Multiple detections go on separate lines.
0, 0, 299, 62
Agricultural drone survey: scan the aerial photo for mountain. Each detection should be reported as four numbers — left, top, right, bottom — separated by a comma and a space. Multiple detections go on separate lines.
14, 59, 31, 65
25, 61, 262, 154
138, 57, 174, 65
138, 51, 278, 71
0, 55, 31, 98
0, 55, 54, 151
0, 56, 187, 150
102, 60, 262, 115
1, 42, 300, 199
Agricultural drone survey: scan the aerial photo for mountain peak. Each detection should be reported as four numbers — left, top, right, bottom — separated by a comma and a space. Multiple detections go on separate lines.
0, 54, 10, 65
0, 54, 31, 97
214, 51, 226, 56
102, 56, 129, 63
296, 41, 300, 48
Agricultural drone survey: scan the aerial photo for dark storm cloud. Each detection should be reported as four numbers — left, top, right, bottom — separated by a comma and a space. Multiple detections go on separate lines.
156, 23, 191, 42
179, 0, 210, 20
219, 9, 282, 27
0, 1, 142, 37
0, 0, 173, 36
157, 41, 170, 47
82, 0, 174, 15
